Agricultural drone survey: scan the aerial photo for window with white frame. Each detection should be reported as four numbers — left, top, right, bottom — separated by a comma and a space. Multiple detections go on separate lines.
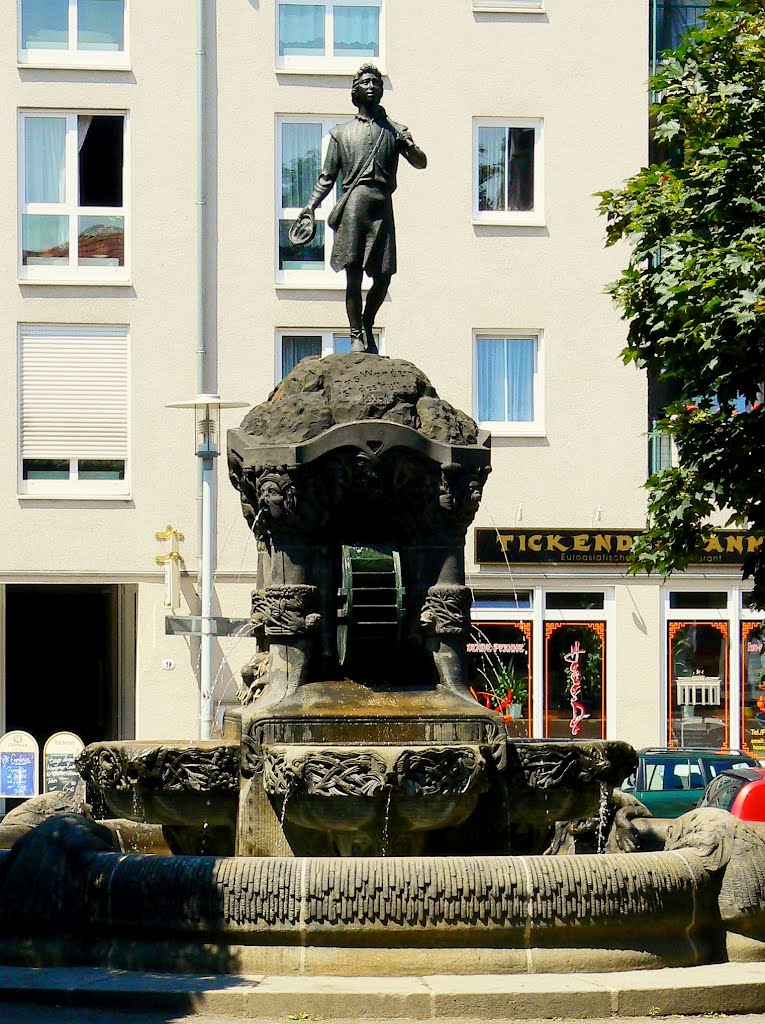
20, 0, 128, 68
277, 329, 380, 379
473, 0, 543, 12
277, 0, 382, 73
277, 116, 346, 286
475, 333, 543, 434
20, 111, 128, 282
473, 119, 544, 226
19, 325, 129, 496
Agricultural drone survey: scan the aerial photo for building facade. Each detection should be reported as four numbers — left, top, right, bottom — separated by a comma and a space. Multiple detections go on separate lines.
4, 0, 757, 772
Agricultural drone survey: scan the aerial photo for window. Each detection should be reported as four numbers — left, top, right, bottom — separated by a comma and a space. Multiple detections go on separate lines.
544, 622, 607, 741
473, 0, 543, 11
277, 0, 382, 73
277, 329, 380, 379
473, 119, 544, 226
277, 116, 348, 287
468, 622, 533, 740
20, 0, 128, 68
667, 620, 729, 749
19, 325, 129, 496
474, 333, 543, 434
20, 112, 127, 283
652, 0, 708, 61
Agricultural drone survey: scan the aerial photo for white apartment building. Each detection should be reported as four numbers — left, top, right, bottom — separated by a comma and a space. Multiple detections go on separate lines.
3, 0, 760, 767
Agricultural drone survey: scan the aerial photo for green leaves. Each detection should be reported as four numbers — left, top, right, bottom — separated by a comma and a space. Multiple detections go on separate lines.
601, 0, 765, 605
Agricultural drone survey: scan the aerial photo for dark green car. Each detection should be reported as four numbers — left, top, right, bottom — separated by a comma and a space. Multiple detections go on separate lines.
621, 747, 759, 818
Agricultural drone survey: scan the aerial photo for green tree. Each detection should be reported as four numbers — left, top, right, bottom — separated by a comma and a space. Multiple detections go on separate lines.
598, 0, 765, 603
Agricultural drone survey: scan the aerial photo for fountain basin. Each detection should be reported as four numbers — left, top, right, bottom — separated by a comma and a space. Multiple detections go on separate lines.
76, 740, 240, 854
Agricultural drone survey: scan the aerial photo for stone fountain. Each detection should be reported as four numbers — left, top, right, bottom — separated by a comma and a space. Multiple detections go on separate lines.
75, 353, 634, 862
4, 352, 765, 977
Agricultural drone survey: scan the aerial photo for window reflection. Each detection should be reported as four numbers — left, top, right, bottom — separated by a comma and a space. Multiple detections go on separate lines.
668, 621, 729, 748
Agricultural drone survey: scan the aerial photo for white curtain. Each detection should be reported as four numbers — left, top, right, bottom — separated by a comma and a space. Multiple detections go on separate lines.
334, 6, 379, 56
282, 122, 322, 208
478, 127, 505, 212
282, 335, 322, 377
77, 115, 93, 151
279, 4, 324, 55
506, 339, 535, 421
478, 338, 535, 422
477, 339, 505, 421
25, 116, 66, 204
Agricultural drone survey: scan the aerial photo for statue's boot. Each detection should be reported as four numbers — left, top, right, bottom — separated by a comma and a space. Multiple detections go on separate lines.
362, 320, 379, 354
350, 329, 366, 353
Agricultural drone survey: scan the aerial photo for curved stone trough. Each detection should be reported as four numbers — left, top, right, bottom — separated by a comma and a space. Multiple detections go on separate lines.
1, 809, 764, 976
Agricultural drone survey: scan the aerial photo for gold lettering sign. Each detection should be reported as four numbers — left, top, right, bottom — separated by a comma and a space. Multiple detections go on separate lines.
475, 529, 763, 566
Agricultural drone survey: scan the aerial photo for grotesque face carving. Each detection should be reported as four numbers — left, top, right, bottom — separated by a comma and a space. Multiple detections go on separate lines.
258, 473, 291, 520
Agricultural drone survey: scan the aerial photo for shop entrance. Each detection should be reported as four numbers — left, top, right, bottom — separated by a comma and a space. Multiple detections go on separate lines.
3, 584, 135, 750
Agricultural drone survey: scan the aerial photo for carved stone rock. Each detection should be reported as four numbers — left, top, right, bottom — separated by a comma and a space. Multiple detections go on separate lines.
421, 584, 472, 637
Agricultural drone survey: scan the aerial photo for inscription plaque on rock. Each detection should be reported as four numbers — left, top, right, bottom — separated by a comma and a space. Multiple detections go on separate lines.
0, 730, 39, 799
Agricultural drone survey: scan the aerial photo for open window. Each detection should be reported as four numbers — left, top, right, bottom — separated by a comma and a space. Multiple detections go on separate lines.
20, 112, 127, 282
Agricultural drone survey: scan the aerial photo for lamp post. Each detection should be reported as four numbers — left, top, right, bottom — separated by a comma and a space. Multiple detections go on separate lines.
167, 394, 248, 738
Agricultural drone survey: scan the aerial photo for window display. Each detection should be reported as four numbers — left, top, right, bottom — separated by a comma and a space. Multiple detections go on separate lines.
467, 621, 532, 739
544, 622, 605, 739
667, 621, 729, 749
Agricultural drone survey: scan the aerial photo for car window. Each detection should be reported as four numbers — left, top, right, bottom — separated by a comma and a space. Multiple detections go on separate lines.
643, 762, 666, 791
699, 773, 747, 811
643, 758, 700, 791
707, 758, 757, 778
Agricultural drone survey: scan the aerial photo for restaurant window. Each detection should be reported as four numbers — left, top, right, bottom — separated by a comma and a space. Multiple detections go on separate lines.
544, 622, 606, 740
20, 0, 128, 68
473, 118, 544, 226
468, 621, 532, 739
20, 111, 127, 282
742, 621, 765, 757
667, 620, 729, 749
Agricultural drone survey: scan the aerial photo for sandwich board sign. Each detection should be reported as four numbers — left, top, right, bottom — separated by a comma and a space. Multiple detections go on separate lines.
0, 730, 39, 799
43, 731, 85, 798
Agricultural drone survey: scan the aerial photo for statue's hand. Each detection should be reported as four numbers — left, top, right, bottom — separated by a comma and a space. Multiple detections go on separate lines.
288, 207, 316, 246
397, 129, 414, 149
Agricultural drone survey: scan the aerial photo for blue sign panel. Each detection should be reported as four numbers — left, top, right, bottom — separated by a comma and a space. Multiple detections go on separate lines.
1, 751, 37, 798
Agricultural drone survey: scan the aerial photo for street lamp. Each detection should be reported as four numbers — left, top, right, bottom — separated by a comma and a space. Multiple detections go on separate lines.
167, 394, 248, 738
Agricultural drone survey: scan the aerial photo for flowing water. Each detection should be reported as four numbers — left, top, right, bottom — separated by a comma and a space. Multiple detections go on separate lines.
380, 787, 393, 857
596, 781, 610, 854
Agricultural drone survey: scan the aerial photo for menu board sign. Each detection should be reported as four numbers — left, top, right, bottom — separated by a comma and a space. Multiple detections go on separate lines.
0, 730, 39, 799
43, 732, 85, 798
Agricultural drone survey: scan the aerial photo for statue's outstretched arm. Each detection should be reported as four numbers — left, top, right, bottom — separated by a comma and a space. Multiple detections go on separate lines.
304, 137, 341, 213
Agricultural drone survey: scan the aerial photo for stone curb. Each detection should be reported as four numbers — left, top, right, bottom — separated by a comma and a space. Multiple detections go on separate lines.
1, 963, 765, 1019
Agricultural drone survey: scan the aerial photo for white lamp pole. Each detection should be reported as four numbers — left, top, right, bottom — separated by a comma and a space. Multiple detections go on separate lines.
168, 394, 248, 738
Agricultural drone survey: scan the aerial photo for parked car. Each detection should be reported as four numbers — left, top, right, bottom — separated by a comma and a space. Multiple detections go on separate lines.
621, 747, 759, 818
698, 766, 765, 821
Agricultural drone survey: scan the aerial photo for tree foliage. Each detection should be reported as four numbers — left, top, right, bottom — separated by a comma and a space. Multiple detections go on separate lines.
598, 0, 765, 604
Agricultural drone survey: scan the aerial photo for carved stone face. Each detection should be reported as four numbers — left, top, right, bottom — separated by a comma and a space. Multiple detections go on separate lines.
259, 478, 285, 519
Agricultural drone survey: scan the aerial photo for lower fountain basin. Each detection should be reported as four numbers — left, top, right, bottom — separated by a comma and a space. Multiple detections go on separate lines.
76, 741, 240, 853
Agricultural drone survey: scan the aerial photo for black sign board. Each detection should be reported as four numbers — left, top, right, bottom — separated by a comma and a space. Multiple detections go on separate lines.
475, 528, 765, 567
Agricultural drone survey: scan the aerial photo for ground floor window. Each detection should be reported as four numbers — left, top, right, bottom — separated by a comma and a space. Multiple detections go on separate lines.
467, 621, 532, 739
544, 621, 606, 739
667, 620, 729, 748
742, 621, 765, 756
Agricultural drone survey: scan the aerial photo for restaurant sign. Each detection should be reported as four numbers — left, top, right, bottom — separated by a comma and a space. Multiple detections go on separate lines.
475, 528, 764, 566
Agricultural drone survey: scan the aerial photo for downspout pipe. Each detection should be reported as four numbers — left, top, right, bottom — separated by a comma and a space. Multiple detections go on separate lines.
197, 0, 214, 738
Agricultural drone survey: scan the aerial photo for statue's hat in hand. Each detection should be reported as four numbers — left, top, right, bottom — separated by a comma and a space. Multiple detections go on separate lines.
288, 208, 316, 246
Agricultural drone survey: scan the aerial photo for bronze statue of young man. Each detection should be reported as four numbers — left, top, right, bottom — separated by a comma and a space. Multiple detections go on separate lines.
290, 64, 427, 354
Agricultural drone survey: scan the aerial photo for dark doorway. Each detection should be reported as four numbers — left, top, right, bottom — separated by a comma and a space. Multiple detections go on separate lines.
5, 585, 120, 750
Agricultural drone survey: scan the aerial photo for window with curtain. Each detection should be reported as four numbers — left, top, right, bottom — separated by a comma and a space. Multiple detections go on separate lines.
279, 330, 373, 379
19, 325, 129, 495
476, 335, 541, 430
277, 1, 381, 69
278, 117, 345, 283
20, 111, 126, 280
474, 119, 543, 225
20, 0, 127, 66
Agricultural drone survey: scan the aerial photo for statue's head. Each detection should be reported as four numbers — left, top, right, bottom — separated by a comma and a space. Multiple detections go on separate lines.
351, 64, 384, 109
